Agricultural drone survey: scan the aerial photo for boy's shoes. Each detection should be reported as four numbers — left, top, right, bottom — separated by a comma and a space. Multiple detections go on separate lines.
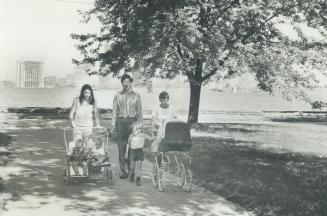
120, 173, 128, 179
136, 177, 141, 186
129, 173, 134, 182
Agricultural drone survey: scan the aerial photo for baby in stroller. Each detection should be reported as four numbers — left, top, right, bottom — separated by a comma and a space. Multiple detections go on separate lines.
88, 137, 108, 166
68, 136, 88, 176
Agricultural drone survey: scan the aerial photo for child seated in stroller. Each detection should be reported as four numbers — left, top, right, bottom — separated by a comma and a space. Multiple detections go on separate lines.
88, 137, 108, 166
68, 136, 88, 176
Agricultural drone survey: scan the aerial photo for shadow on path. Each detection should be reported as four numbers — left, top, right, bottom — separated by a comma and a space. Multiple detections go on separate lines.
2, 122, 253, 216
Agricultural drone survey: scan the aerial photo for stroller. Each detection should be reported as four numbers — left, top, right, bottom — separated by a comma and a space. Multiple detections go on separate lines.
63, 127, 114, 185
152, 120, 193, 192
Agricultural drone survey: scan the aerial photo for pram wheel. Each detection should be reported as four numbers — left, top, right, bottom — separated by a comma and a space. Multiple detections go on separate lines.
104, 167, 114, 185
64, 168, 71, 185
178, 163, 185, 188
158, 169, 166, 192
152, 163, 159, 188
184, 169, 193, 192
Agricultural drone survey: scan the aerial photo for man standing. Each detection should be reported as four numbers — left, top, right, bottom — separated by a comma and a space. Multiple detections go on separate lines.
112, 74, 142, 179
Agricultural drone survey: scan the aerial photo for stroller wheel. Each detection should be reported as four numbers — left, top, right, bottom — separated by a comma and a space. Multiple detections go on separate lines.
184, 169, 193, 192
178, 163, 185, 188
64, 168, 70, 185
104, 167, 114, 185
108, 168, 114, 185
152, 163, 159, 188
158, 169, 166, 192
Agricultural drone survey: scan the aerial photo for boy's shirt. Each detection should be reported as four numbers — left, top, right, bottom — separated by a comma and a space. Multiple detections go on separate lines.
68, 141, 85, 155
72, 147, 84, 155
129, 133, 153, 149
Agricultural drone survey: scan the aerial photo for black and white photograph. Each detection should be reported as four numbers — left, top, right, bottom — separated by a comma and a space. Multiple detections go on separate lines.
1, 0, 327, 215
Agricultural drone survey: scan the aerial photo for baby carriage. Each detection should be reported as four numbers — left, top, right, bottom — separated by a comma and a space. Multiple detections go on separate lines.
152, 120, 193, 192
63, 127, 114, 185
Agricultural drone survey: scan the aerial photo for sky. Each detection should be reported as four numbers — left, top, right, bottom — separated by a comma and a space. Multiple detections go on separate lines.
0, 1, 324, 83
0, 0, 99, 81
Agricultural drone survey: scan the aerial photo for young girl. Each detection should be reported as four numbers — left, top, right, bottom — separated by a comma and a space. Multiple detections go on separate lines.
125, 123, 154, 186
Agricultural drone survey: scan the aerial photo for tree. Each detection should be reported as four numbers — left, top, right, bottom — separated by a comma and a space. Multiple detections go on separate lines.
72, 0, 327, 124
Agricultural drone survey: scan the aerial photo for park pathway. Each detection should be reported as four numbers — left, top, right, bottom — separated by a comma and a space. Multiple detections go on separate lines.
1, 118, 254, 216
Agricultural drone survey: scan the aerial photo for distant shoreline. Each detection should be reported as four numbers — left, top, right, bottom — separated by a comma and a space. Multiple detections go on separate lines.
1, 107, 327, 124
4, 106, 327, 114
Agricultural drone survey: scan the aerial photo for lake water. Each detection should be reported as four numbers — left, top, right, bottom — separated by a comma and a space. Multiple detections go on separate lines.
0, 87, 327, 156
0, 86, 326, 123
0, 87, 320, 111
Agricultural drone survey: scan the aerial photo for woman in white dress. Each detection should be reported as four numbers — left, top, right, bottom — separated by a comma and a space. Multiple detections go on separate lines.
69, 84, 101, 144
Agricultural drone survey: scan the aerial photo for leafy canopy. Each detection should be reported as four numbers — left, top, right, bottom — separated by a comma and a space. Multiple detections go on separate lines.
72, 0, 327, 99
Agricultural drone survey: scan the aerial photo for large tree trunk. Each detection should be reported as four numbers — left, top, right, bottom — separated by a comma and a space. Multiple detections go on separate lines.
188, 80, 202, 124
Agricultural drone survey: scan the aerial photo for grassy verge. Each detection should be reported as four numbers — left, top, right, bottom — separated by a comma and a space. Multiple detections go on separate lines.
143, 124, 327, 216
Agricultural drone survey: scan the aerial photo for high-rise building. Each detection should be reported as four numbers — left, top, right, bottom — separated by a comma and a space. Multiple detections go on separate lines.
16, 60, 44, 88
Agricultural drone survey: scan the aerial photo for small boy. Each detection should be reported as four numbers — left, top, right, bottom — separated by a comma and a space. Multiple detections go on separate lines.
125, 123, 155, 186
69, 137, 88, 176
90, 137, 108, 165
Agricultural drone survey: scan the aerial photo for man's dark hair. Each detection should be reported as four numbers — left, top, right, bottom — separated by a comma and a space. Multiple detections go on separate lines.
159, 91, 169, 100
121, 74, 133, 83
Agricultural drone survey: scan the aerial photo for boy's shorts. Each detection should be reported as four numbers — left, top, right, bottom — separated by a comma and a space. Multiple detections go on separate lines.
130, 148, 144, 161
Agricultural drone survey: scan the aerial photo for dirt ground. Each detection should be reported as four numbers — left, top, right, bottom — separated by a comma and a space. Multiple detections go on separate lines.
1, 118, 254, 216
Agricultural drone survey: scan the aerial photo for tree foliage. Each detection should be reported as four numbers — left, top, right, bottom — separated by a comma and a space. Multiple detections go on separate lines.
72, 0, 327, 122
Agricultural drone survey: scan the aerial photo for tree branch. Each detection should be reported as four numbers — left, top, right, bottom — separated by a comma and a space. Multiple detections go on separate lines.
208, 0, 240, 30
201, 68, 217, 81
200, 49, 234, 81
214, 2, 305, 69
215, 0, 239, 20
195, 58, 203, 80
241, 3, 303, 44
176, 43, 186, 62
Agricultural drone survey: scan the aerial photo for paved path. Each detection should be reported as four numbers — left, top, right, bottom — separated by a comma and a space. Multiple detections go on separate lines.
2, 119, 254, 216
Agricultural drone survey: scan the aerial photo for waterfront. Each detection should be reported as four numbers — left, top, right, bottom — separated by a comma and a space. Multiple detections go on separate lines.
0, 86, 318, 111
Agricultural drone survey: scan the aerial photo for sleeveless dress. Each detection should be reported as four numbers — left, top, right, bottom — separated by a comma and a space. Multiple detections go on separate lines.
73, 99, 93, 140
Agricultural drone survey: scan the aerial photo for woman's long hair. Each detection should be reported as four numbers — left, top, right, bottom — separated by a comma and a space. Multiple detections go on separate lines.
79, 84, 95, 105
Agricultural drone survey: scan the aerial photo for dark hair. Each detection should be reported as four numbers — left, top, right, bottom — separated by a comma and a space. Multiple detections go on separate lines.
79, 84, 95, 105
159, 91, 169, 100
121, 73, 133, 84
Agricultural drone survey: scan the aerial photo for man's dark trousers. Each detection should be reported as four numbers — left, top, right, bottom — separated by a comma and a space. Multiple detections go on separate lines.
117, 117, 135, 175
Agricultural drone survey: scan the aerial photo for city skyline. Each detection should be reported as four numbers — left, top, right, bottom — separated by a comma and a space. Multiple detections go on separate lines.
0, 0, 99, 81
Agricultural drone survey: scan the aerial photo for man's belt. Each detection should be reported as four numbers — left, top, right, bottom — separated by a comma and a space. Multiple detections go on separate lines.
118, 116, 136, 119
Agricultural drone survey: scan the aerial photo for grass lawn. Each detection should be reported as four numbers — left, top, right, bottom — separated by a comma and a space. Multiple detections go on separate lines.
143, 123, 327, 216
